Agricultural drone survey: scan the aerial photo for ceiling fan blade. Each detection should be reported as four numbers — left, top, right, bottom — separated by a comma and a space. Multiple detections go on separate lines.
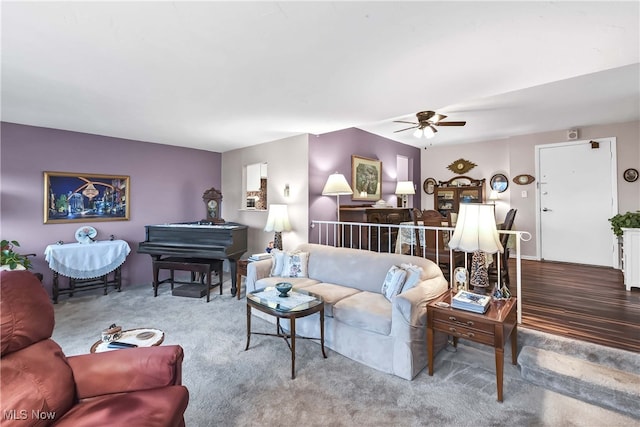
435, 121, 466, 126
393, 120, 418, 125
393, 125, 419, 133
430, 113, 447, 123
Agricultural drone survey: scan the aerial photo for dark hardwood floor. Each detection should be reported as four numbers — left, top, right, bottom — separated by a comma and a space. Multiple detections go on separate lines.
513, 259, 640, 353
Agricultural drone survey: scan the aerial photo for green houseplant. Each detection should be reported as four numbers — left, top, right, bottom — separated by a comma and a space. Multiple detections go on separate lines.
1, 240, 32, 270
608, 211, 640, 237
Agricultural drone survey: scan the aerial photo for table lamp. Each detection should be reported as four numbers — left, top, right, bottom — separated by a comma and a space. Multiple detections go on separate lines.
322, 172, 353, 221
264, 204, 291, 250
395, 181, 415, 208
448, 203, 503, 294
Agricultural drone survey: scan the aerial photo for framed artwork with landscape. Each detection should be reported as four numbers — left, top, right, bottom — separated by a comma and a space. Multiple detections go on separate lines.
351, 155, 382, 201
44, 171, 130, 224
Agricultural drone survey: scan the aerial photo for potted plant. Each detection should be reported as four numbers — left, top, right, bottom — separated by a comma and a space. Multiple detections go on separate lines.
1, 240, 33, 271
608, 211, 640, 237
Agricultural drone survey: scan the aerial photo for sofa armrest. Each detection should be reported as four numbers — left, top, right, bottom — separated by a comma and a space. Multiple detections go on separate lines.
67, 345, 184, 399
246, 259, 273, 293
393, 276, 448, 328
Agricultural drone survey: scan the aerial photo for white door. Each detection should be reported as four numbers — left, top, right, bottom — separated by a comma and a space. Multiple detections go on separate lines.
536, 138, 617, 267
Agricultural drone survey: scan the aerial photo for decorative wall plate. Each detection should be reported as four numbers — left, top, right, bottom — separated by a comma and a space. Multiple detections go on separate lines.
490, 173, 509, 193
623, 168, 638, 182
447, 158, 476, 175
75, 226, 97, 244
513, 174, 535, 185
422, 177, 437, 194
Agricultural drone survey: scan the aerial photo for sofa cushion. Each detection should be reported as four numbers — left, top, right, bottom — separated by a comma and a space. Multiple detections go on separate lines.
302, 283, 360, 317
333, 291, 392, 336
269, 249, 287, 276
381, 265, 407, 301
400, 263, 423, 292
281, 251, 309, 278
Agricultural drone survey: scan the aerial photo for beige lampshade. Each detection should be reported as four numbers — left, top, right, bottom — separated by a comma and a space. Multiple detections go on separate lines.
395, 181, 415, 195
449, 204, 503, 254
264, 204, 292, 232
322, 173, 353, 196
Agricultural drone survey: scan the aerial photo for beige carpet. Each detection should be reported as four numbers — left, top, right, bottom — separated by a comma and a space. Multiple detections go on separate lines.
51, 276, 639, 426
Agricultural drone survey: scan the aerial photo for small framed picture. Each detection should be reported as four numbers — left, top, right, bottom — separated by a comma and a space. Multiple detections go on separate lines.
490, 173, 509, 193
453, 267, 469, 293
422, 177, 437, 195
623, 168, 638, 183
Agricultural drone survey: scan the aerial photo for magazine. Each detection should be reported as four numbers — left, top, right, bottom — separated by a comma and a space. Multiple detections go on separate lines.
451, 290, 491, 314
248, 253, 271, 261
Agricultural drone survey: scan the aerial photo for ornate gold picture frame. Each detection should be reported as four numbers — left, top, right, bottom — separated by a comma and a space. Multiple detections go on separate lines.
351, 155, 382, 201
44, 171, 130, 224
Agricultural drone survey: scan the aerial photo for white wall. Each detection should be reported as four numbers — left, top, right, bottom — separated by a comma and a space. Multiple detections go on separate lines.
222, 134, 309, 257
421, 120, 640, 259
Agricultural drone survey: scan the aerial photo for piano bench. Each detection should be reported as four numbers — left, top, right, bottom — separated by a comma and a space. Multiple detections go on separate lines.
152, 257, 223, 302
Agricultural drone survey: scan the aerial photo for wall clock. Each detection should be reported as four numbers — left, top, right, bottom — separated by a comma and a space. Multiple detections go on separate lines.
422, 177, 437, 195
75, 226, 97, 244
202, 187, 225, 224
513, 174, 535, 185
623, 168, 638, 182
447, 158, 477, 175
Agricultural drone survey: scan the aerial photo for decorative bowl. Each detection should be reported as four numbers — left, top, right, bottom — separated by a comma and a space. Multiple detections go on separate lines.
275, 282, 293, 297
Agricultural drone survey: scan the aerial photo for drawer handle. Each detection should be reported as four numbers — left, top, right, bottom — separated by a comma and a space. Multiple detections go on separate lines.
466, 320, 474, 326
448, 316, 457, 322
448, 327, 475, 339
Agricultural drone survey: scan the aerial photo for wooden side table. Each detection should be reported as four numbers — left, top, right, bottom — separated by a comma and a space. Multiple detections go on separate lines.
427, 291, 517, 402
236, 259, 250, 300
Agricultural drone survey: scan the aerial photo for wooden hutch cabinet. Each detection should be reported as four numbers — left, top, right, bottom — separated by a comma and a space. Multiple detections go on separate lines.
434, 176, 485, 217
339, 206, 411, 252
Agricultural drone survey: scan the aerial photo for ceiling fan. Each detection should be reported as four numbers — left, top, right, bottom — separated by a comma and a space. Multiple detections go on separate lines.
393, 110, 466, 139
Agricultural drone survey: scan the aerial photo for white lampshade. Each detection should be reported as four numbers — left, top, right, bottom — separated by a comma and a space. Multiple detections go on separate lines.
395, 181, 415, 195
322, 173, 353, 196
489, 190, 499, 201
264, 204, 292, 232
449, 204, 503, 254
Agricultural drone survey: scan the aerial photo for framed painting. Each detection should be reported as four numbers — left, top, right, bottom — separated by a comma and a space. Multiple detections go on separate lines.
351, 155, 382, 201
44, 171, 130, 224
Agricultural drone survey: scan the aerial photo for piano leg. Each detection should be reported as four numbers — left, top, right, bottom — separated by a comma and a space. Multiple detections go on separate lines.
229, 258, 238, 297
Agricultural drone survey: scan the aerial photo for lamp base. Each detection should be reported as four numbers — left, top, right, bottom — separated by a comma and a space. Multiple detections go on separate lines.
273, 232, 283, 251
470, 251, 490, 294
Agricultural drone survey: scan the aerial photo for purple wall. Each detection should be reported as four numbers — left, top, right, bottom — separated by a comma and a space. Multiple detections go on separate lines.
308, 127, 421, 241
0, 122, 221, 293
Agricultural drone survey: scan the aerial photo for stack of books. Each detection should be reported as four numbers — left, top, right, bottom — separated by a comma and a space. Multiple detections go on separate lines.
451, 290, 491, 314
248, 253, 271, 261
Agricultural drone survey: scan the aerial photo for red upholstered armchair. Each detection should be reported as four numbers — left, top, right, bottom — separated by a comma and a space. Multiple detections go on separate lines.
0, 271, 189, 426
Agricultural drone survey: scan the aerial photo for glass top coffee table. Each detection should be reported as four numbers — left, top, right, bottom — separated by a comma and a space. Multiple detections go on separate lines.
245, 286, 327, 379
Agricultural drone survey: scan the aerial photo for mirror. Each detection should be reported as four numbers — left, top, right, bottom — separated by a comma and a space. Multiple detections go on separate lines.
245, 162, 267, 210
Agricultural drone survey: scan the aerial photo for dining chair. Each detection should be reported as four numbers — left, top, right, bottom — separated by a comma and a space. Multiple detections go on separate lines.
489, 208, 517, 285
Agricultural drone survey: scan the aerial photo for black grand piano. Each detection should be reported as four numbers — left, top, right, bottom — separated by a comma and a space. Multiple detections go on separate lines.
137, 221, 248, 297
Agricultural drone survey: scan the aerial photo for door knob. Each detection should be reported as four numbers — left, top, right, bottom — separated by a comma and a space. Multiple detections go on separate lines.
542, 207, 552, 212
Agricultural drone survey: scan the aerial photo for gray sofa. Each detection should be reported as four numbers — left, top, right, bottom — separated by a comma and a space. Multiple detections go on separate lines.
245, 243, 449, 380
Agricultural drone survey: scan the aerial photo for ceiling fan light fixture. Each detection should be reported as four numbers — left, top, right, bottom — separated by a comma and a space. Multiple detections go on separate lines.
424, 125, 436, 139
413, 128, 423, 138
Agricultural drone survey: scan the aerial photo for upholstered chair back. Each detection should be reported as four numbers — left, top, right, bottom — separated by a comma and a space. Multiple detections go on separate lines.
1, 271, 77, 421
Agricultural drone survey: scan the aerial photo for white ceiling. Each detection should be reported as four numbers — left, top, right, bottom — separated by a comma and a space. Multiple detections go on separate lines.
2, 1, 639, 152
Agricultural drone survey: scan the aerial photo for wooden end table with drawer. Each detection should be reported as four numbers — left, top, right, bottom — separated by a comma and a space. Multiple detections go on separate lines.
427, 291, 517, 402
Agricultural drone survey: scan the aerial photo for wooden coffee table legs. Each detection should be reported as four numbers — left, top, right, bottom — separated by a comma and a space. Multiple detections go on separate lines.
244, 304, 326, 379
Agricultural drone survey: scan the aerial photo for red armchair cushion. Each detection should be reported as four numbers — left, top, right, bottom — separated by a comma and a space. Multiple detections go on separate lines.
54, 386, 189, 427
1, 271, 54, 356
67, 345, 185, 399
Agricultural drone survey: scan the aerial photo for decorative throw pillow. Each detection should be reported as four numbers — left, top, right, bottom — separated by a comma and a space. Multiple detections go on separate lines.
281, 252, 309, 278
400, 263, 423, 292
269, 249, 287, 277
381, 265, 407, 302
